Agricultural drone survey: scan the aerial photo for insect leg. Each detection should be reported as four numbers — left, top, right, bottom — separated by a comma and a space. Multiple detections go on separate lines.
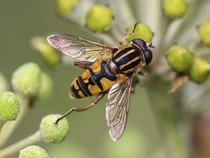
119, 22, 140, 45
74, 61, 93, 68
55, 93, 106, 124
138, 70, 147, 76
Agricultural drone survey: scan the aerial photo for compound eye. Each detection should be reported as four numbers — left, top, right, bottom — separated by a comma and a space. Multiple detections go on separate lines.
132, 38, 146, 51
144, 50, 153, 65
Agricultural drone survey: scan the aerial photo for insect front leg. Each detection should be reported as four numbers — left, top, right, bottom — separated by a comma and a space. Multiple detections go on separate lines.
119, 22, 140, 46
55, 93, 106, 124
138, 70, 147, 76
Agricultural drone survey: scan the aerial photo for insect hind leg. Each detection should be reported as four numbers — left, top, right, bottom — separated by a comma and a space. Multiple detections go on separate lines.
55, 93, 106, 124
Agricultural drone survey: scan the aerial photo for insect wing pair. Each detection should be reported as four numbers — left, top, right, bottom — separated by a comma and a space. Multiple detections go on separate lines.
47, 34, 133, 141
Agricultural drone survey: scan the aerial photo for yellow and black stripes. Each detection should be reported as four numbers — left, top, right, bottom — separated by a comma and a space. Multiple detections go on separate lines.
70, 40, 152, 99
71, 60, 117, 98
71, 76, 94, 98
112, 47, 142, 75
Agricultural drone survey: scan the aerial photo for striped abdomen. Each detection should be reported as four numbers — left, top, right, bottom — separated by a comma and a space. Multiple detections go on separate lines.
70, 60, 119, 98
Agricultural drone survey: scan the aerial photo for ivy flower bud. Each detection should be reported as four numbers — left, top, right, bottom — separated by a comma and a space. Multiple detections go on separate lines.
197, 21, 210, 46
37, 72, 54, 101
162, 0, 187, 18
31, 37, 61, 68
19, 145, 49, 158
188, 57, 210, 83
56, 0, 80, 16
0, 71, 9, 93
85, 5, 113, 32
166, 45, 193, 73
0, 91, 20, 121
40, 114, 69, 144
126, 23, 153, 42
11, 63, 41, 97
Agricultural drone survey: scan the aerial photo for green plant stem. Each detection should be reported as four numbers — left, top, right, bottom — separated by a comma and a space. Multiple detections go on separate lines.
0, 94, 29, 148
0, 130, 42, 158
158, 17, 173, 52
107, 0, 135, 34
0, 120, 6, 132
143, 80, 186, 158
116, 0, 135, 24
151, 17, 172, 72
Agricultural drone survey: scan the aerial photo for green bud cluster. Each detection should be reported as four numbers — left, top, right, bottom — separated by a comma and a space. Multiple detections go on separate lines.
85, 5, 113, 32
166, 45, 193, 73
162, 0, 187, 18
31, 37, 61, 68
11, 63, 41, 97
126, 23, 153, 43
197, 21, 210, 46
56, 0, 80, 16
19, 145, 49, 158
40, 114, 69, 144
0, 71, 9, 93
166, 45, 210, 83
188, 57, 210, 83
11, 62, 54, 101
0, 91, 20, 121
37, 72, 54, 101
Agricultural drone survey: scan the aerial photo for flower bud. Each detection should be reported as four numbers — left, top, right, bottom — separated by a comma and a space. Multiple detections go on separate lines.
126, 23, 153, 42
0, 91, 20, 121
162, 0, 187, 18
37, 72, 54, 101
166, 45, 193, 73
85, 5, 113, 32
197, 21, 210, 46
40, 114, 69, 144
31, 37, 61, 68
56, 0, 80, 16
188, 57, 210, 83
0, 71, 9, 93
19, 145, 49, 158
11, 63, 41, 97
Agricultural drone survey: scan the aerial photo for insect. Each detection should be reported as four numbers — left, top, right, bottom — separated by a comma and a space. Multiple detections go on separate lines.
47, 23, 154, 141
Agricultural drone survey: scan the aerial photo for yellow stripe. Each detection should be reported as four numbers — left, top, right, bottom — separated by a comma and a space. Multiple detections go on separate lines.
114, 49, 135, 63
119, 56, 140, 70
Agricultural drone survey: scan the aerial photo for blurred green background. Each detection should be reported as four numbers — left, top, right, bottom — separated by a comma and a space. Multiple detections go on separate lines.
0, 0, 184, 158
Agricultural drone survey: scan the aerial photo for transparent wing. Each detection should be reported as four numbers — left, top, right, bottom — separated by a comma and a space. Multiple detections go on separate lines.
47, 34, 113, 62
106, 77, 133, 141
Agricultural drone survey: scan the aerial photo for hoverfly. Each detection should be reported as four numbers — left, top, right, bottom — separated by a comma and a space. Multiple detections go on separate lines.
47, 23, 154, 141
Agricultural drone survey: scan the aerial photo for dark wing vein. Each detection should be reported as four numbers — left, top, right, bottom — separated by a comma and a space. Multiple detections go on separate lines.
106, 78, 133, 141
47, 34, 113, 62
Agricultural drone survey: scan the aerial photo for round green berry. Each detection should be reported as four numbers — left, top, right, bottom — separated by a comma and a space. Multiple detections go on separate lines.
11, 63, 41, 97
85, 5, 113, 32
19, 145, 49, 158
40, 114, 69, 144
0, 91, 20, 121
162, 0, 187, 18
37, 72, 54, 101
126, 23, 153, 42
31, 37, 61, 68
0, 71, 9, 93
197, 21, 210, 46
188, 57, 210, 83
166, 45, 193, 73
57, 0, 80, 16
